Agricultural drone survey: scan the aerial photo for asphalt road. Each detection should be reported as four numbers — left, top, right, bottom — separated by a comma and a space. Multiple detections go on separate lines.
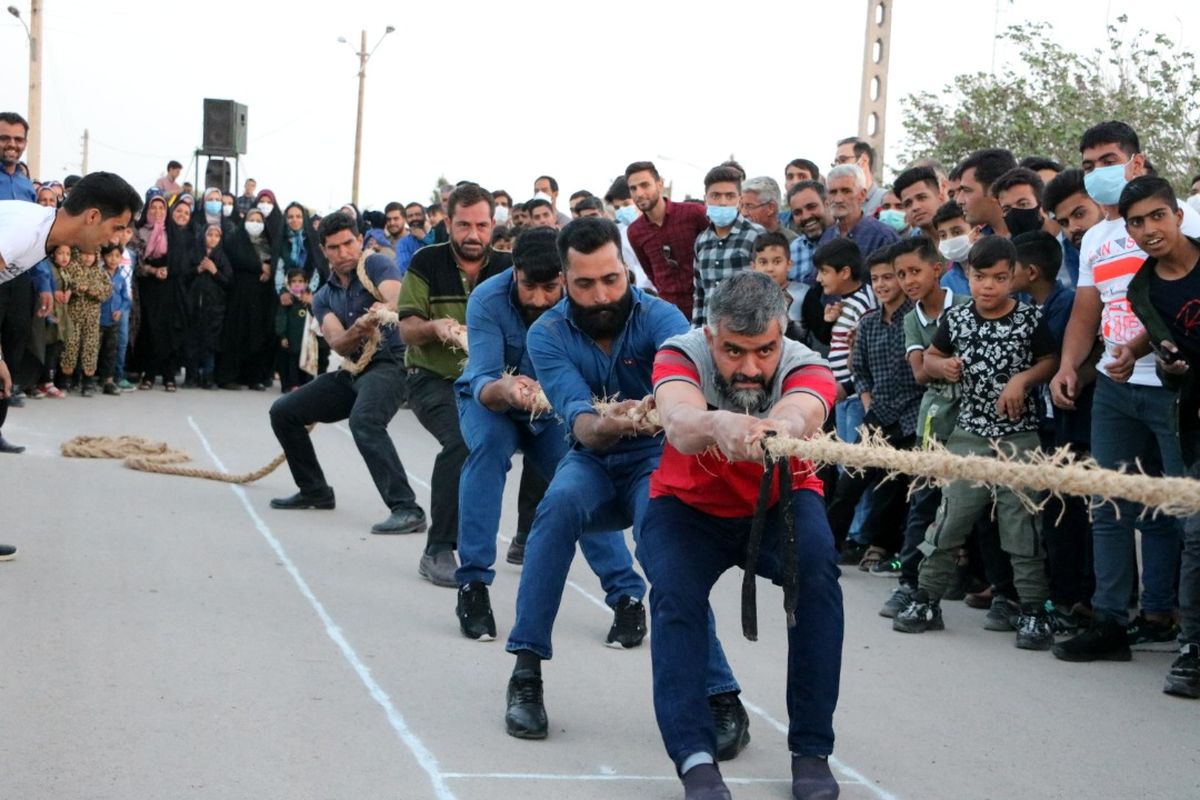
3, 389, 1197, 800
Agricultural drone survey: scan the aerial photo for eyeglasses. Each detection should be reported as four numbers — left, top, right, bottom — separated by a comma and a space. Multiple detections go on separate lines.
661, 245, 680, 270
830, 155, 855, 168
741, 201, 771, 212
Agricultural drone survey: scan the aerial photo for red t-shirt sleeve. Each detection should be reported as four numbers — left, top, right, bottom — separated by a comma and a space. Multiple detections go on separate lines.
652, 346, 701, 391
781, 364, 837, 419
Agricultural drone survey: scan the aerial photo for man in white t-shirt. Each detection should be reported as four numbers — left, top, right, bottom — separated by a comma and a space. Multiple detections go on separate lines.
0, 171, 141, 560
1050, 121, 1194, 663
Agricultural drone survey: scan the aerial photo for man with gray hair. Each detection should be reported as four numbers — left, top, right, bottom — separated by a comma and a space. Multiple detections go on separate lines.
741, 176, 797, 243
817, 164, 900, 257
639, 270, 844, 800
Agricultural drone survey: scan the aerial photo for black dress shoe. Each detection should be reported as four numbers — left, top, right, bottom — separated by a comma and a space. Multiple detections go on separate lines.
220, 383, 244, 391
0, 435, 25, 454
249, 382, 266, 391
709, 692, 750, 761
505, 669, 548, 739
0, 543, 17, 561
791, 755, 839, 800
683, 764, 732, 800
7, 391, 24, 407
506, 537, 526, 565
370, 507, 428, 534
270, 490, 336, 510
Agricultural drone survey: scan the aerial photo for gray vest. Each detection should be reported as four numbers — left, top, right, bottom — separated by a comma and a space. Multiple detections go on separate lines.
662, 328, 828, 417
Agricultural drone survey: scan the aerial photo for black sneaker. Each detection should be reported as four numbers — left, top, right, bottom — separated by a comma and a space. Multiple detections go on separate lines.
869, 558, 902, 578
708, 692, 750, 761
456, 582, 496, 641
1126, 613, 1180, 648
892, 590, 944, 633
1052, 619, 1131, 662
983, 595, 1020, 631
102, 382, 121, 396
505, 669, 548, 739
605, 596, 647, 649
838, 541, 868, 565
1015, 606, 1054, 651
879, 584, 915, 619
1046, 600, 1084, 636
1164, 644, 1200, 699
505, 537, 525, 565
0, 543, 16, 561
80, 379, 96, 398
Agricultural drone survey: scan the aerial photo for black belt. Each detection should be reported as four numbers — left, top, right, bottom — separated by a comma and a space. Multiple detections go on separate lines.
741, 433, 798, 641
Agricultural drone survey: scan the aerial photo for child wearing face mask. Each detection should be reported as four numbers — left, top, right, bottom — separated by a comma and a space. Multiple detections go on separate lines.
932, 200, 973, 295
275, 269, 313, 393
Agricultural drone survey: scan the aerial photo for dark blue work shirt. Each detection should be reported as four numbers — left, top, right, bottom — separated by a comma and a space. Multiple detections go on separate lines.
311, 253, 403, 352
528, 284, 688, 453
0, 167, 36, 202
817, 213, 901, 261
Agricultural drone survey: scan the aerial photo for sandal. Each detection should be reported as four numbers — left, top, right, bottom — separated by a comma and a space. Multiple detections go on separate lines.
164, 381, 177, 393
138, 378, 153, 391
858, 545, 889, 572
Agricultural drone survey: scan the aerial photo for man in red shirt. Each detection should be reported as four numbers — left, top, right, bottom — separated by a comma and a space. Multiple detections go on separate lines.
625, 160, 708, 321
640, 270, 844, 800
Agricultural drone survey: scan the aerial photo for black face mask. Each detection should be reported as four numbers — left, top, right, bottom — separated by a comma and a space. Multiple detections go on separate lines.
1004, 206, 1044, 237
568, 286, 633, 341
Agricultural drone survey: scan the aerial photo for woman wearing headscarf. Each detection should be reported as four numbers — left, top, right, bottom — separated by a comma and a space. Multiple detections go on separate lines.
215, 208, 275, 390
275, 201, 328, 300
135, 197, 191, 390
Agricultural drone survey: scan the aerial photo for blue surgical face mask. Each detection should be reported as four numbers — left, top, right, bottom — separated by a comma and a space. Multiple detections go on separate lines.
1084, 158, 1131, 205
204, 200, 222, 217
615, 205, 638, 225
706, 204, 738, 227
878, 209, 907, 232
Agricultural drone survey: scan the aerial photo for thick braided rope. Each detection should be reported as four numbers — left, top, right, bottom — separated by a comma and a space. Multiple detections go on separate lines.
340, 252, 397, 376
592, 400, 1200, 517
61, 435, 289, 484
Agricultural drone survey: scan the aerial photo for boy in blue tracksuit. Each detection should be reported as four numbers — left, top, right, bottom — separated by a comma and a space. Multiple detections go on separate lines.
98, 243, 131, 395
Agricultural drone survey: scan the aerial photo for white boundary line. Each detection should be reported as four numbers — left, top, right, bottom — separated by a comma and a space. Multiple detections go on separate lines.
188, 416, 457, 800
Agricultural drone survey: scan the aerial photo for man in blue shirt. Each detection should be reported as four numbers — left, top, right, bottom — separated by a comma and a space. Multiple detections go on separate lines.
268, 212, 427, 536
817, 164, 899, 260
0, 112, 39, 412
453, 227, 645, 643
0, 113, 36, 203
503, 218, 747, 762
396, 202, 429, 273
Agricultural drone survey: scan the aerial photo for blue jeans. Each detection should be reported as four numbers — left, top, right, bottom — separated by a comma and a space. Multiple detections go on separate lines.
506, 444, 740, 696
834, 396, 871, 542
454, 395, 643, 604
115, 314, 130, 380
1089, 376, 1185, 624
640, 491, 843, 769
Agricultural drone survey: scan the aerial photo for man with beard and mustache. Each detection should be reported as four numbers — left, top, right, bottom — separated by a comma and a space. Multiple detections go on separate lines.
452, 227, 646, 642
398, 183, 513, 587
639, 270, 843, 800
786, 180, 831, 287
625, 160, 709, 321
503, 217, 749, 764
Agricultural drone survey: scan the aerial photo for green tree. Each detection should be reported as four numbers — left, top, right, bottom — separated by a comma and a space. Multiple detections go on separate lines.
897, 17, 1200, 192
430, 174, 452, 206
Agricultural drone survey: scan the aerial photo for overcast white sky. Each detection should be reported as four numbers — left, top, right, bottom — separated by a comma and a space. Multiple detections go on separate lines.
2, 0, 1197, 211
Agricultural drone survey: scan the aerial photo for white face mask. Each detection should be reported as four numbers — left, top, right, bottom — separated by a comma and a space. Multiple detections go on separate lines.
938, 234, 971, 264
257, 202, 274, 218
245, 221, 265, 238
493, 205, 510, 225
222, 203, 234, 217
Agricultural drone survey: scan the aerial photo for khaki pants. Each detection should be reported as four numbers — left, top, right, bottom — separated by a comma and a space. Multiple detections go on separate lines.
918, 429, 1049, 606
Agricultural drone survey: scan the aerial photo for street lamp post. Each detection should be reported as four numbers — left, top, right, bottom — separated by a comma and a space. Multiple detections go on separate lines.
339, 25, 394, 206
8, 1, 42, 178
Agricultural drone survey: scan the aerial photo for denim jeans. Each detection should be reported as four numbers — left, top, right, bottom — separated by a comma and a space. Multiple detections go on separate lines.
115, 314, 130, 380
834, 395, 871, 541
639, 491, 843, 769
505, 444, 740, 696
1180, 434, 1200, 646
1089, 376, 1184, 624
454, 395, 644, 604
269, 348, 419, 513
406, 368, 469, 552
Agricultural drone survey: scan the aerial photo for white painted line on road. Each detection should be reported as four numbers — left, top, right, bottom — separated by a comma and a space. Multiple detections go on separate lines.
442, 772, 805, 784
189, 416, 457, 800
334, 423, 432, 491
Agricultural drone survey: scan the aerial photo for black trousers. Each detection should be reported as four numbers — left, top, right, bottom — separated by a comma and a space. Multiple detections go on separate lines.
406, 367, 469, 552
0, 273, 34, 386
825, 421, 914, 553
98, 325, 120, 382
269, 348, 419, 514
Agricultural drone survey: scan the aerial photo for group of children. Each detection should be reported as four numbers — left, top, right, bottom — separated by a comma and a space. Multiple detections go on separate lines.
748, 204, 1077, 652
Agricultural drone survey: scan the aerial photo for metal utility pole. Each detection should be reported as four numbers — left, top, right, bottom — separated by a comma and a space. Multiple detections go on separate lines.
7, 1, 42, 178
341, 25, 394, 206
857, 0, 893, 179
80, 128, 88, 174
